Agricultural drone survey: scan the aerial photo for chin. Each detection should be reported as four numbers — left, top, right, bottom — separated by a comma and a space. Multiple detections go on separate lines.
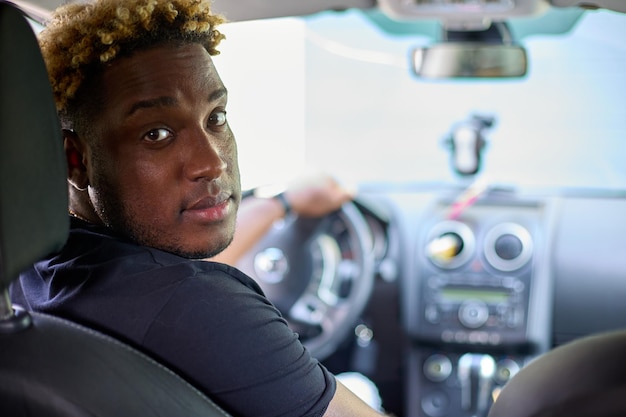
190, 234, 234, 260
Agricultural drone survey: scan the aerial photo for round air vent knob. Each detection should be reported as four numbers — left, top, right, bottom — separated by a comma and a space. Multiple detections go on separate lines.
484, 223, 533, 272
494, 234, 523, 260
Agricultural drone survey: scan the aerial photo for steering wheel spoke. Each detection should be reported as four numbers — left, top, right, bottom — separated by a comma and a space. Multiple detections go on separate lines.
290, 293, 330, 326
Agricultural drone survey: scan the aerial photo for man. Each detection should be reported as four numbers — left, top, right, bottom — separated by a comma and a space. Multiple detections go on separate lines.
10, 0, 383, 415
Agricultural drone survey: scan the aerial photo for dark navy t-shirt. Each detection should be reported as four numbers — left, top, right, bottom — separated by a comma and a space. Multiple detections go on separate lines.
10, 217, 335, 417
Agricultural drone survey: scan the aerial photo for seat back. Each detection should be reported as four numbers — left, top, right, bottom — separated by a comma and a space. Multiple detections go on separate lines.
0, 3, 230, 415
0, 0, 68, 303
488, 329, 626, 417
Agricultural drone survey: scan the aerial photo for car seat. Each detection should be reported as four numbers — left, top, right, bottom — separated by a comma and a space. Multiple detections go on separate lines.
487, 329, 626, 416
0, 2, 231, 415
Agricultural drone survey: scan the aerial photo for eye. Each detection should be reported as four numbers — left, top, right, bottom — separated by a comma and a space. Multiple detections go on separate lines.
208, 110, 227, 127
143, 128, 173, 142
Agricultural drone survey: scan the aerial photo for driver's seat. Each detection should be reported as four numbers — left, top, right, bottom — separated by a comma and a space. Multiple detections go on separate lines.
487, 329, 626, 417
0, 2, 230, 415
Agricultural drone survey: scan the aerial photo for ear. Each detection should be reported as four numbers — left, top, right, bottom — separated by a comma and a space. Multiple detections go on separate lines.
63, 129, 89, 191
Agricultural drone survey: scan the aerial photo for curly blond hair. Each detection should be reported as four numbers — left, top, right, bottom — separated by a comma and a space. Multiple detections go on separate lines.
39, 0, 225, 129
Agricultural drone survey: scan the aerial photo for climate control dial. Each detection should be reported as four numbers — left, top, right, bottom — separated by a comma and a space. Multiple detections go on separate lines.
458, 300, 489, 329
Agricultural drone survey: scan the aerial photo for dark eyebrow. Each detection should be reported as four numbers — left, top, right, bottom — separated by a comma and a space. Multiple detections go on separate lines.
125, 88, 228, 117
126, 96, 177, 117
209, 87, 228, 103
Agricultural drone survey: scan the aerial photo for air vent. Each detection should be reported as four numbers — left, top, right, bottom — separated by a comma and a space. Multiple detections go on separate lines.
484, 223, 533, 271
426, 221, 475, 269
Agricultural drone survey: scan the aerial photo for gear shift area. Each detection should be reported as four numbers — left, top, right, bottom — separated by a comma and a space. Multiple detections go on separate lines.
458, 353, 496, 417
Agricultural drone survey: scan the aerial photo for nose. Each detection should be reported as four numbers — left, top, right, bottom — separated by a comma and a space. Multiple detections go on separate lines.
184, 129, 228, 182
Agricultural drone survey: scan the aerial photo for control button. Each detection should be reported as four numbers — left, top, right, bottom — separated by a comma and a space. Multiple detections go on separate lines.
502, 276, 515, 288
424, 354, 453, 382
468, 331, 489, 344
488, 333, 502, 345
425, 305, 440, 323
495, 359, 521, 384
454, 331, 469, 343
496, 306, 509, 326
428, 277, 440, 289
458, 300, 489, 328
421, 391, 449, 417
507, 307, 524, 328
441, 330, 454, 342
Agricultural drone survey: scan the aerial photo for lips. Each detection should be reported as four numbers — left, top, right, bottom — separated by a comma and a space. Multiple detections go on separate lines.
183, 192, 233, 223
188, 194, 227, 210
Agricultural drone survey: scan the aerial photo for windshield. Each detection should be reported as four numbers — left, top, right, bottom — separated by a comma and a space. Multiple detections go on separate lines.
213, 8, 626, 192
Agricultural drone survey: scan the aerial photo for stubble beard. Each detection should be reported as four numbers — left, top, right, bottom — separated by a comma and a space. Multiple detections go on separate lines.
89, 169, 233, 259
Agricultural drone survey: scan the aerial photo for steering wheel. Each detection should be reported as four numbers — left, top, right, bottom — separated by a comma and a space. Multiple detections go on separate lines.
236, 202, 375, 361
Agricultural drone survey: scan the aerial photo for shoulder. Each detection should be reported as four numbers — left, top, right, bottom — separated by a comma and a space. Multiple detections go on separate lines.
144, 262, 336, 417
188, 260, 265, 295
161, 260, 276, 325
66, 219, 263, 291
63, 219, 335, 417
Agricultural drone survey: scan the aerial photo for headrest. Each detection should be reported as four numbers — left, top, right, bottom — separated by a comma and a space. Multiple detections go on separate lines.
0, 1, 68, 290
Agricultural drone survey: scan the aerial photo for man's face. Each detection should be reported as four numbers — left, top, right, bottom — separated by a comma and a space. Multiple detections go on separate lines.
83, 42, 240, 258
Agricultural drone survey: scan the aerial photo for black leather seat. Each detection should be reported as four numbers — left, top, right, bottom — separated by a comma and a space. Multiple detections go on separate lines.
488, 329, 626, 417
0, 2, 230, 415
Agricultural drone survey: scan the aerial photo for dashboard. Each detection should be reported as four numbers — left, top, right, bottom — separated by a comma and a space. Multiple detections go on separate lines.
238, 182, 626, 416
351, 184, 626, 416
357, 185, 626, 343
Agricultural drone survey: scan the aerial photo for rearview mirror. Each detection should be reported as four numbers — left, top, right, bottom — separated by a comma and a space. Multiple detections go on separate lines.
411, 43, 527, 78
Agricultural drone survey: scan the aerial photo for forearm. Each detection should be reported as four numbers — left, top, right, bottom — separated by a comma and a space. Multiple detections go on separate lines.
324, 381, 387, 417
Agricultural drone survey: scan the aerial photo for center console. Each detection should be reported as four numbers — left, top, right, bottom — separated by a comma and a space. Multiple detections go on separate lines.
403, 197, 554, 417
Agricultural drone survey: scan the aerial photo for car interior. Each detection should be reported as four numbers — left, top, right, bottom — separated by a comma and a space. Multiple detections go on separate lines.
1, 0, 626, 416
